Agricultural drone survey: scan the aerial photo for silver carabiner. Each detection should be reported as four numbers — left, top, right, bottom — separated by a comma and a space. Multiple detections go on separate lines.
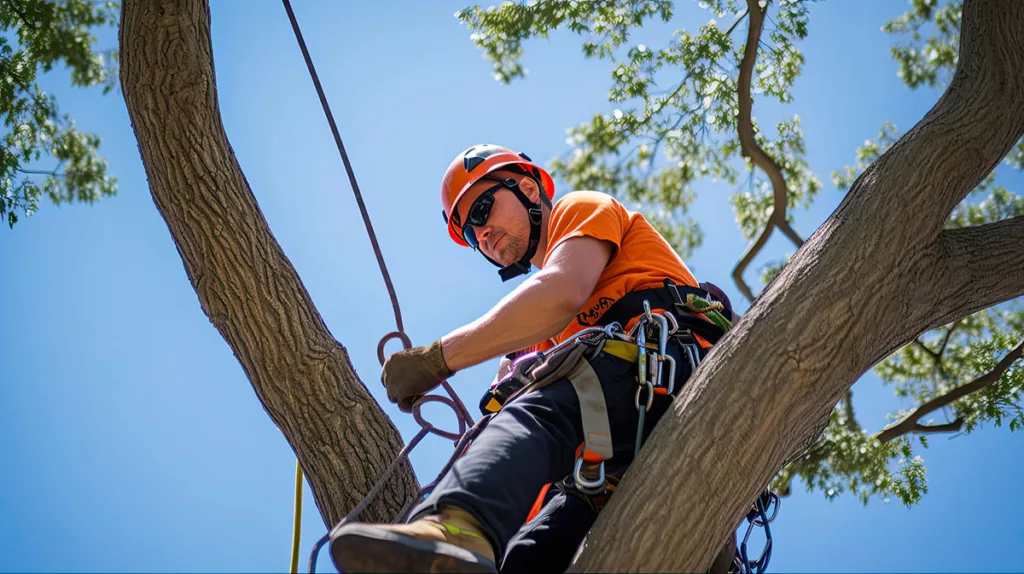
573, 457, 606, 493
643, 299, 655, 323
634, 381, 655, 412
663, 310, 680, 335
661, 353, 677, 395
652, 313, 670, 355
543, 327, 608, 357
683, 342, 700, 373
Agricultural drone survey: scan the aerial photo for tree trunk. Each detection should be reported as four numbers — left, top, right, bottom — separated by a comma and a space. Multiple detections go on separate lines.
571, 0, 1024, 571
119, 0, 419, 527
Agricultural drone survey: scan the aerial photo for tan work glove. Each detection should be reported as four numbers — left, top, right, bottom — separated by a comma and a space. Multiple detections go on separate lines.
381, 339, 454, 413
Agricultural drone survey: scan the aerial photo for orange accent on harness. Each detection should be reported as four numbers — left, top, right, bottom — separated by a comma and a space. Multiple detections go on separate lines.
525, 483, 551, 523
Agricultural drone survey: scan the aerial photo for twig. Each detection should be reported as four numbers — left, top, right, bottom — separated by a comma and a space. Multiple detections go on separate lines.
725, 8, 749, 36
842, 390, 858, 432
877, 337, 1024, 442
2, 0, 36, 33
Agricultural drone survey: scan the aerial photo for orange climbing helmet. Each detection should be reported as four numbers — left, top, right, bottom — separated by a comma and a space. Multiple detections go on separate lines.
440, 144, 555, 247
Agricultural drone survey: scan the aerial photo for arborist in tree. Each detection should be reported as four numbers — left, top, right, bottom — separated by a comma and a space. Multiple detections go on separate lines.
330, 144, 735, 573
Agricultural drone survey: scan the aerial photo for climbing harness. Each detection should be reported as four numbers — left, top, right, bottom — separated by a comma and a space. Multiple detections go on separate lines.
280, 1, 778, 571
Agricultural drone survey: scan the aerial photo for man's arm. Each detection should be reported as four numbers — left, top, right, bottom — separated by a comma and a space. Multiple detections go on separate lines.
440, 236, 613, 372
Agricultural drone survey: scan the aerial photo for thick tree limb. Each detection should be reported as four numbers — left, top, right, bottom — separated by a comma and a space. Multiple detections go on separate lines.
921, 217, 1024, 332
731, 0, 805, 304
119, 0, 418, 527
573, 2, 1024, 571
877, 337, 1024, 442
860, 16, 1024, 233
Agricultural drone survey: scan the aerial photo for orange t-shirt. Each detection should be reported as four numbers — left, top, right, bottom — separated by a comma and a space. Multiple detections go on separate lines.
529, 191, 702, 352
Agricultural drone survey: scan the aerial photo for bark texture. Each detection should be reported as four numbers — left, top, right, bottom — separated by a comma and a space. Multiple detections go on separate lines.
119, 0, 418, 527
572, 0, 1024, 571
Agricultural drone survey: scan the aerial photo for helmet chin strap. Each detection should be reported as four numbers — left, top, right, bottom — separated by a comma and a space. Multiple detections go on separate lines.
478, 171, 545, 282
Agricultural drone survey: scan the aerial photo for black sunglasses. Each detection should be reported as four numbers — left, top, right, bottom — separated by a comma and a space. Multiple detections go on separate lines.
460, 178, 515, 250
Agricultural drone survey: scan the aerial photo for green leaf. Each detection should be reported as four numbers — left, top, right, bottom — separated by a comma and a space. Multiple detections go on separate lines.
0, 0, 119, 228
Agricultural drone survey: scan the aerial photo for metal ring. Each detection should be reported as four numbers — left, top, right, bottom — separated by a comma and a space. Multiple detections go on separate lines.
573, 457, 606, 492
634, 382, 655, 412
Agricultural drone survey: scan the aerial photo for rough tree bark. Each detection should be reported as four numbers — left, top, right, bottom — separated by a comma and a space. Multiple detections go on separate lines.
571, 0, 1024, 570
118, 0, 1024, 572
119, 0, 419, 527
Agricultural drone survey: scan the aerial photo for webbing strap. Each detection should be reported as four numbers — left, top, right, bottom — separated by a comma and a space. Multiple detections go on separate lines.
567, 360, 614, 460
595, 283, 728, 344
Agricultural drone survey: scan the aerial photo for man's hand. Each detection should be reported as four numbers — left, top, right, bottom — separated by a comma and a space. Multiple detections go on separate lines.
381, 339, 455, 412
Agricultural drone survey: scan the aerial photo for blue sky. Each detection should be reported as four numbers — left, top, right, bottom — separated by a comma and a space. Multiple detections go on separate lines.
2, 1, 1022, 572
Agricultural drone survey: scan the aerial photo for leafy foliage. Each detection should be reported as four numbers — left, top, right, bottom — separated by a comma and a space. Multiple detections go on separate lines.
461, 0, 1024, 507
459, 0, 820, 260
772, 405, 928, 506
883, 0, 961, 89
0, 0, 118, 228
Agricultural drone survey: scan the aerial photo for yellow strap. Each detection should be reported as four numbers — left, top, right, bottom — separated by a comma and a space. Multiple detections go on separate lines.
291, 460, 303, 574
601, 339, 657, 363
440, 522, 489, 542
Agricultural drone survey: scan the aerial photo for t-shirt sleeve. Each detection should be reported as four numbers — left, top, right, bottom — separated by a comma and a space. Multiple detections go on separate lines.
543, 191, 627, 266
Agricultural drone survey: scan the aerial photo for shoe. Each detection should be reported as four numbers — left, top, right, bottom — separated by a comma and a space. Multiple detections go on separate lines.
329, 510, 497, 573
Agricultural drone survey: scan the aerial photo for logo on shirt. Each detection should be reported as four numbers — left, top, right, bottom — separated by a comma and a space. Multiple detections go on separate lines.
576, 297, 616, 326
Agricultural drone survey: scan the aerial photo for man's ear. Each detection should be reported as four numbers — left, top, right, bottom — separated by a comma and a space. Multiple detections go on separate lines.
518, 175, 542, 203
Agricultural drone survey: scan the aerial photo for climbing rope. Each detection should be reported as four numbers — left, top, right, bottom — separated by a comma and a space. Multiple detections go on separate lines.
280, 1, 476, 571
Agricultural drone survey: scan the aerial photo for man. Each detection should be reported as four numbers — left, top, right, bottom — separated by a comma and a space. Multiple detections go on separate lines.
330, 144, 729, 573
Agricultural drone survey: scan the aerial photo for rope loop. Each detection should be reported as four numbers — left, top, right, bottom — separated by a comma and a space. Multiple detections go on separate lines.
412, 394, 468, 441
377, 331, 413, 365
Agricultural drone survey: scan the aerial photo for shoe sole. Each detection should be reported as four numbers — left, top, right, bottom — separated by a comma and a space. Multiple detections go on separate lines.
329, 523, 497, 573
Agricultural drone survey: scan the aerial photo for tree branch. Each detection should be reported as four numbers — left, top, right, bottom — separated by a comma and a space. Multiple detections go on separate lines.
878, 337, 1024, 442
842, 390, 858, 431
923, 216, 1024, 332
730, 0, 805, 303
119, 0, 418, 527
731, 216, 775, 303
913, 338, 940, 359
937, 321, 959, 356
725, 8, 749, 37
854, 4, 1024, 234
1, 0, 36, 32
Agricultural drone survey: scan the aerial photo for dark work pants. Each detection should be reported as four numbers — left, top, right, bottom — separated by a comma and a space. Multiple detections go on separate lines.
407, 341, 700, 572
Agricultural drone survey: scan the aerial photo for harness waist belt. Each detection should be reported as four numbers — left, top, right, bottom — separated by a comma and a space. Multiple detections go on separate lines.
594, 281, 727, 344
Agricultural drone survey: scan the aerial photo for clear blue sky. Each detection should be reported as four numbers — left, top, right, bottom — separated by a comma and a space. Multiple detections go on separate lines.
2, 1, 1022, 572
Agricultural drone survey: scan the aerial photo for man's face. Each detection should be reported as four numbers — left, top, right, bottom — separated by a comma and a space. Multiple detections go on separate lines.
454, 173, 537, 266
